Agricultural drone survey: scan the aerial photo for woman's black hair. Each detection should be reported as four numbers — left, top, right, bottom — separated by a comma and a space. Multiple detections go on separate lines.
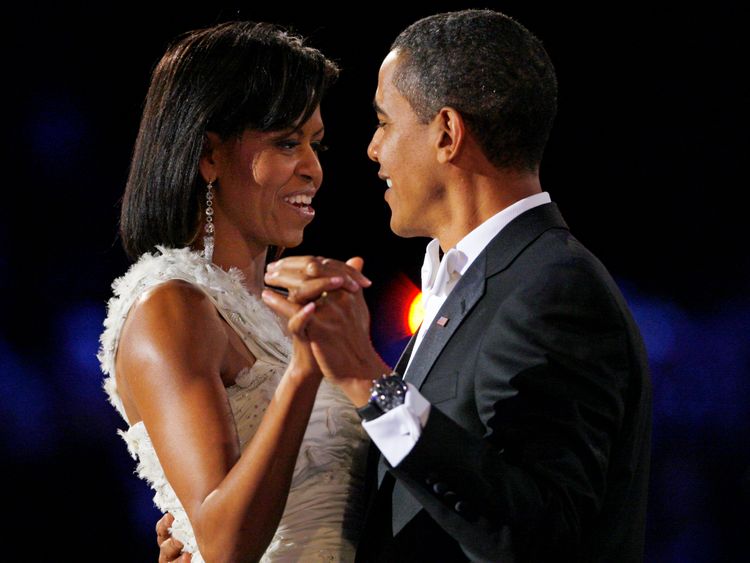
120, 21, 339, 260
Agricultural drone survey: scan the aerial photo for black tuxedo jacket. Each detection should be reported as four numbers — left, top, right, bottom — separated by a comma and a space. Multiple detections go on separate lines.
356, 203, 652, 562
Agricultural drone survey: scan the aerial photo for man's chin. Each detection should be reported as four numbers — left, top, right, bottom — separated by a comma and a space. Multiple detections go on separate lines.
389, 215, 404, 237
389, 216, 421, 239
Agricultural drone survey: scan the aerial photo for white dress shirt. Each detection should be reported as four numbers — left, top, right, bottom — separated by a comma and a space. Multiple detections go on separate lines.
363, 192, 552, 466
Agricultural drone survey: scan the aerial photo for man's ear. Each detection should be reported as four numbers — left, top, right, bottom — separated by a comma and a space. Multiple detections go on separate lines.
434, 107, 466, 164
199, 131, 223, 184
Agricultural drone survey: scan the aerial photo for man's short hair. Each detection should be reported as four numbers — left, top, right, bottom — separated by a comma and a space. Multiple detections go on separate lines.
391, 9, 557, 172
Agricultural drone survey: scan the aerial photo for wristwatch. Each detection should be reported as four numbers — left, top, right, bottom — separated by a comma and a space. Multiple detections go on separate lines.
356, 372, 408, 422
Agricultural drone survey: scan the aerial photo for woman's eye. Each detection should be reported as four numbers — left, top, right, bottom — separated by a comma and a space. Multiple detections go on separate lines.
277, 140, 327, 153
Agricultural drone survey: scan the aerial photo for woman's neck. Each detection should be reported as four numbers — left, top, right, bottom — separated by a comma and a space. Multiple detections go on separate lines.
209, 239, 269, 297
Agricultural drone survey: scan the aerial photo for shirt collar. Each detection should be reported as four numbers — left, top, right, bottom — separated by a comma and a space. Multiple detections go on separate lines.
420, 192, 551, 291
455, 191, 551, 274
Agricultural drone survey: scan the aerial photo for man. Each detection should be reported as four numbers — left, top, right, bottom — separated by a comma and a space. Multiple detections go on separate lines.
162, 8, 652, 562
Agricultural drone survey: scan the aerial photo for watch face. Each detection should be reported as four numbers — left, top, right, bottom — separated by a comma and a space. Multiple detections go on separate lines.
372, 374, 407, 411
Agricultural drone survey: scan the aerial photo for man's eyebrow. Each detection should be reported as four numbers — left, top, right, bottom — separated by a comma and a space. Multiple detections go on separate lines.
373, 100, 388, 116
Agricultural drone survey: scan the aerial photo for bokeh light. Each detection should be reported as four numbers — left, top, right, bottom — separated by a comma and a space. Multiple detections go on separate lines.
406, 291, 424, 335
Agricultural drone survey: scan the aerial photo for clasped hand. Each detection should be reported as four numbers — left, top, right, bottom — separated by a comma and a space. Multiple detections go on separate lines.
261, 256, 389, 401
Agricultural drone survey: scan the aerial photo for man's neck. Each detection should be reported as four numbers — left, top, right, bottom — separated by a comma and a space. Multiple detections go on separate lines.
434, 169, 542, 251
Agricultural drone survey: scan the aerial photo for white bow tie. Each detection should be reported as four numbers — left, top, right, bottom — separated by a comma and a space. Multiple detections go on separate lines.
421, 242, 468, 299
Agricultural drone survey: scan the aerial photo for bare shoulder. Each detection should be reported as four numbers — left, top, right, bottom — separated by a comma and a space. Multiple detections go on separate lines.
118, 279, 228, 383
132, 278, 220, 328
139, 277, 214, 306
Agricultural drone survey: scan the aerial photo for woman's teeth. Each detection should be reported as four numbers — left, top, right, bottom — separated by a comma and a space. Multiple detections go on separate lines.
386, 179, 393, 188
284, 194, 313, 206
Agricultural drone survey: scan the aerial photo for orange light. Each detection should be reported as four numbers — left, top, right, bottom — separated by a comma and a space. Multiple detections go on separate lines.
407, 292, 424, 334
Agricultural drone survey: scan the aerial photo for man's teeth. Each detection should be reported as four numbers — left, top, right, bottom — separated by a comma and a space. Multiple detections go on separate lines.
284, 194, 312, 205
386, 179, 393, 188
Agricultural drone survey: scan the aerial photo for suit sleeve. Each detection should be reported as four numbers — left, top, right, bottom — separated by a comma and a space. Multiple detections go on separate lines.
387, 258, 632, 561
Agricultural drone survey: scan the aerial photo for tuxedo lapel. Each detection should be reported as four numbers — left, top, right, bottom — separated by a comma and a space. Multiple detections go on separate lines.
394, 333, 417, 376
402, 256, 486, 390
383, 259, 487, 535
397, 204, 567, 393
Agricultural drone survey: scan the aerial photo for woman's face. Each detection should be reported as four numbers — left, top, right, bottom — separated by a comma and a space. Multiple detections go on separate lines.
204, 106, 325, 252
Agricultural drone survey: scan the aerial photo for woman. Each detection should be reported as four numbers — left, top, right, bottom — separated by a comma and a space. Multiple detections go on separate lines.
98, 21, 370, 562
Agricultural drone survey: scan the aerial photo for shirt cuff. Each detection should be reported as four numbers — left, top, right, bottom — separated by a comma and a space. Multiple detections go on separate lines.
361, 383, 431, 467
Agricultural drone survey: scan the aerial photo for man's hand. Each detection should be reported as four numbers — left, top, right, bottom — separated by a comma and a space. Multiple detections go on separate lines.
156, 513, 191, 562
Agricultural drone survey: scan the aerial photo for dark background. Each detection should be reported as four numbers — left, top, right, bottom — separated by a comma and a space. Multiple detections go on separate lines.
2, 2, 747, 561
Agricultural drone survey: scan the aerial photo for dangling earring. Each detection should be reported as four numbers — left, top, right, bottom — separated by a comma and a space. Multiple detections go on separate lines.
203, 180, 215, 262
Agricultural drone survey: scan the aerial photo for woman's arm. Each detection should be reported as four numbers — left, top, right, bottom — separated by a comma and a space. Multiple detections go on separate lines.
117, 280, 321, 563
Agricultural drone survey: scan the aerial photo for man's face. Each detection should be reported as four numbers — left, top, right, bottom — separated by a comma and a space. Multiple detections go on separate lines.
367, 50, 442, 239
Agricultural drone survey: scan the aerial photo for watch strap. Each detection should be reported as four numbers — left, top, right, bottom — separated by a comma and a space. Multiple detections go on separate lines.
356, 401, 384, 422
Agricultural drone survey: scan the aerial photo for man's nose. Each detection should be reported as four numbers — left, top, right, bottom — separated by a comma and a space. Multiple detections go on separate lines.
367, 134, 380, 163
